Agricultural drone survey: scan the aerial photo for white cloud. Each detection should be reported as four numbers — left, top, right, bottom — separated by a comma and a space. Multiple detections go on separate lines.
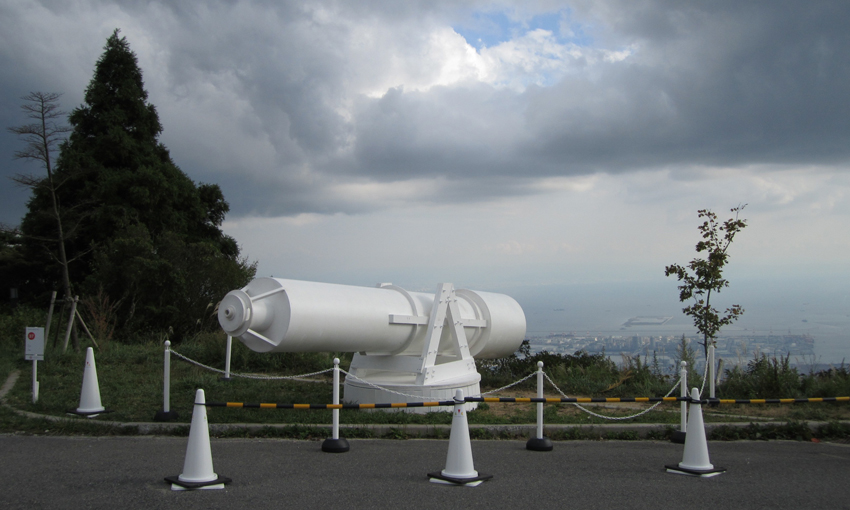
2, 0, 850, 299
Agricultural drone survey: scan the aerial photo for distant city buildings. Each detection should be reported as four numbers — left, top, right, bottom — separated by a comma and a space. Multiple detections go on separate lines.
527, 332, 816, 374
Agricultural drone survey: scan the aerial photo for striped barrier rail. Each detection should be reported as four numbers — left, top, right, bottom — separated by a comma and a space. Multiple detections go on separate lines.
709, 396, 850, 405
206, 401, 455, 409
205, 396, 690, 409
203, 395, 850, 410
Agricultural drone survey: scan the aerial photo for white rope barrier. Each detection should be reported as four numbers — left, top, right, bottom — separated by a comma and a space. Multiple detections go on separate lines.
479, 372, 537, 396
544, 372, 682, 421
168, 346, 685, 424
699, 355, 710, 396
338, 369, 442, 401
169, 348, 333, 381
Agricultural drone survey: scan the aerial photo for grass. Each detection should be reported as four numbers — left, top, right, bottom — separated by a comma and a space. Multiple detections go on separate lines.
1, 306, 849, 440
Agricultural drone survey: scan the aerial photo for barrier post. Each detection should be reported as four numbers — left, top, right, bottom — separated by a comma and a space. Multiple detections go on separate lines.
154, 340, 178, 421
322, 358, 350, 453
221, 336, 233, 381
526, 361, 553, 451
32, 357, 39, 403
708, 343, 716, 399
672, 361, 688, 443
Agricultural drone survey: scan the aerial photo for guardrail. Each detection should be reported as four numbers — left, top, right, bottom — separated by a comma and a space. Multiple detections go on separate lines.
160, 340, 849, 450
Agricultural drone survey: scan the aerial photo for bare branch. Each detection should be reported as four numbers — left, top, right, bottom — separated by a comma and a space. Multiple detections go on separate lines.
9, 173, 43, 188
8, 91, 74, 303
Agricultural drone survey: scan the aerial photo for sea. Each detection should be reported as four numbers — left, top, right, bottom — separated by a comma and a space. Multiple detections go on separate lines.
505, 275, 850, 367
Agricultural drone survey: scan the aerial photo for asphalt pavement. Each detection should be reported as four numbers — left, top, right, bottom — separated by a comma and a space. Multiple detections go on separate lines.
1, 436, 848, 509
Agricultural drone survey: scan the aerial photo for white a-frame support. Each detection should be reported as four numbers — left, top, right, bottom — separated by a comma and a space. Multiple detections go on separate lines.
416, 283, 478, 385
347, 283, 486, 386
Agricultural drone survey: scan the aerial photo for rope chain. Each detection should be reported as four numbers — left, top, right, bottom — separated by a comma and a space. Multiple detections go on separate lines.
544, 372, 682, 421
169, 348, 333, 381
169, 347, 685, 420
479, 372, 536, 396
699, 353, 711, 397
338, 369, 443, 401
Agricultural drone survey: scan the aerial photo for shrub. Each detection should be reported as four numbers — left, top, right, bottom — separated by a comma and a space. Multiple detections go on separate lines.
719, 354, 801, 398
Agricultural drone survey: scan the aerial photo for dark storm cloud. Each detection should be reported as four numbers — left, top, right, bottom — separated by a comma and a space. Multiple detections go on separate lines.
347, 1, 850, 180
519, 1, 850, 172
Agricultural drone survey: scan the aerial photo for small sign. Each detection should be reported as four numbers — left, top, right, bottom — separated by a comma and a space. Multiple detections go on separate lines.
25, 327, 44, 361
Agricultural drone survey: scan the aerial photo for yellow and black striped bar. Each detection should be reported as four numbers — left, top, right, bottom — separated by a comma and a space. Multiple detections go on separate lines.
203, 395, 849, 409
709, 396, 850, 405
204, 396, 689, 409
205, 400, 458, 409
466, 396, 684, 404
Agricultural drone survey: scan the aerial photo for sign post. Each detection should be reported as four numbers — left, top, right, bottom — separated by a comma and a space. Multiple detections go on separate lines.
25, 327, 44, 403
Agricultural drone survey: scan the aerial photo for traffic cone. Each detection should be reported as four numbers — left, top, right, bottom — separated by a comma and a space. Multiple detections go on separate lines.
165, 389, 231, 490
666, 387, 726, 477
428, 389, 492, 486
67, 347, 108, 418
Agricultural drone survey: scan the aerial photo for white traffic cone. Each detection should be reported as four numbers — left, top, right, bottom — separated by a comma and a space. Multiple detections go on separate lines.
165, 389, 231, 490
68, 347, 108, 418
666, 387, 725, 477
428, 389, 492, 486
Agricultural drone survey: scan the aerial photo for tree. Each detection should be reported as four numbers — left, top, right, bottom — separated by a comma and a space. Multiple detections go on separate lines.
6, 92, 73, 304
18, 29, 255, 339
665, 205, 747, 357
673, 334, 701, 388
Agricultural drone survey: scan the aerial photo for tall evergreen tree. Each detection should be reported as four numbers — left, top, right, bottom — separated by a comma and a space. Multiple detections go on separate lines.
19, 29, 255, 338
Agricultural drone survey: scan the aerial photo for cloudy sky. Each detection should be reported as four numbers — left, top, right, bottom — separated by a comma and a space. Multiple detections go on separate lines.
2, 1, 849, 313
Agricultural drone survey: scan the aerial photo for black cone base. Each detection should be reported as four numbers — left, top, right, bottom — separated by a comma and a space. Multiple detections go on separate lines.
670, 431, 687, 444
322, 437, 350, 453
428, 471, 493, 486
526, 436, 554, 451
665, 464, 726, 477
165, 475, 232, 489
67, 408, 112, 418
154, 410, 179, 422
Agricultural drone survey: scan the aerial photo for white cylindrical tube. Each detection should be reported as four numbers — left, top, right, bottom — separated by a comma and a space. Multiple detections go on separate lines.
218, 278, 525, 358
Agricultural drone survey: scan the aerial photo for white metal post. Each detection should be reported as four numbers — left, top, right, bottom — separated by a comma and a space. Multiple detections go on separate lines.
32, 359, 39, 403
526, 360, 553, 451
224, 335, 233, 380
163, 340, 171, 414
709, 343, 716, 399
332, 357, 340, 440
322, 358, 350, 452
536, 361, 544, 439
680, 361, 688, 434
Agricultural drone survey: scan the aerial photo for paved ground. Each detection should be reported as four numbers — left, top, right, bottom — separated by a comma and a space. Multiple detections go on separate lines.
1, 435, 848, 509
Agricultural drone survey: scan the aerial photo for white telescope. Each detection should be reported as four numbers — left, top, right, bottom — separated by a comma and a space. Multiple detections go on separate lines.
218, 278, 526, 411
